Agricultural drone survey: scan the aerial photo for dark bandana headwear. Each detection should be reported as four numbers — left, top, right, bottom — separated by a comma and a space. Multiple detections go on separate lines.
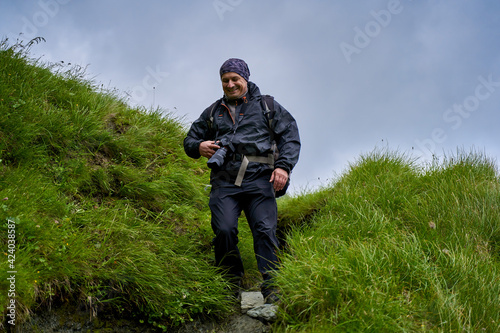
219, 58, 250, 81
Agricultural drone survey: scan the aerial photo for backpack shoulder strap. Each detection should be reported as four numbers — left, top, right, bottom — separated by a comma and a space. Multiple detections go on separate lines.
206, 98, 223, 134
260, 95, 275, 130
261, 95, 278, 155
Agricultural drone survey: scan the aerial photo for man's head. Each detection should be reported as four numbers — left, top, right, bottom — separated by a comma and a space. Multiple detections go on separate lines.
220, 58, 250, 99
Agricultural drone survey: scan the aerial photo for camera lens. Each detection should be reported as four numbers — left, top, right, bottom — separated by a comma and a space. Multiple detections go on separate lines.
207, 147, 227, 169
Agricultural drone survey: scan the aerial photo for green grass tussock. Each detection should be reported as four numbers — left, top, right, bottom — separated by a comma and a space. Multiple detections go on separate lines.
0, 39, 232, 329
275, 149, 500, 332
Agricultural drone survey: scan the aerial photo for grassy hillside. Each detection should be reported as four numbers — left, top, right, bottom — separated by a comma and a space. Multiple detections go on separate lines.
0, 38, 235, 330
275, 150, 500, 332
1, 38, 499, 332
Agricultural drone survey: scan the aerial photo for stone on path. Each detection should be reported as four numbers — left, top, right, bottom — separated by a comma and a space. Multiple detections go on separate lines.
240, 291, 264, 314
223, 314, 270, 333
240, 291, 278, 323
246, 304, 279, 322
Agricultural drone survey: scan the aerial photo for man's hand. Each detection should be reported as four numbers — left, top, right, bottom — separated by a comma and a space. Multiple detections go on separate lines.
199, 141, 221, 158
270, 168, 288, 191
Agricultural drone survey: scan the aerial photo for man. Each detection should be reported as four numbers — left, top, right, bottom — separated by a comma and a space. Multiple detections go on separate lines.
183, 58, 300, 303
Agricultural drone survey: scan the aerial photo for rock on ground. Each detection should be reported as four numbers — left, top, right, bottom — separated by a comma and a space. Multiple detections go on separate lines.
174, 313, 270, 333
240, 291, 265, 314
15, 292, 275, 333
246, 304, 279, 322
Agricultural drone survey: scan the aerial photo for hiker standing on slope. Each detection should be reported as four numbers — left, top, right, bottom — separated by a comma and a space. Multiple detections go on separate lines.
183, 58, 301, 303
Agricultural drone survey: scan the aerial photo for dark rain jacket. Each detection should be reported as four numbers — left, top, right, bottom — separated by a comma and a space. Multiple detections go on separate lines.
183, 81, 300, 186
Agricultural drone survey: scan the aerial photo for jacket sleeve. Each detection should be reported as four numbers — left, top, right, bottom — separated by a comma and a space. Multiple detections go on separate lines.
183, 105, 215, 159
272, 100, 301, 173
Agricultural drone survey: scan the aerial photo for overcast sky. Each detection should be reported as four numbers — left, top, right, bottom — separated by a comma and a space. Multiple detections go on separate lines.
2, 0, 500, 193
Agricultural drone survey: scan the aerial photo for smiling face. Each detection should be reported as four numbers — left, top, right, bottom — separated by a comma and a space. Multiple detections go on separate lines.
221, 72, 248, 99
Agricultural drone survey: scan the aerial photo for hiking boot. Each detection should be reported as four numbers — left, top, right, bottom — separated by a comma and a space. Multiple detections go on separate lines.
262, 288, 281, 304
225, 277, 242, 301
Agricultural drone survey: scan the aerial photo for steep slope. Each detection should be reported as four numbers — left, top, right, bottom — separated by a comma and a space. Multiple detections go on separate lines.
0, 39, 232, 330
2, 38, 499, 333
275, 150, 500, 332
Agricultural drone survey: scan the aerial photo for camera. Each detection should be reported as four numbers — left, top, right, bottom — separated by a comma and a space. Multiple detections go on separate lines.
207, 143, 228, 169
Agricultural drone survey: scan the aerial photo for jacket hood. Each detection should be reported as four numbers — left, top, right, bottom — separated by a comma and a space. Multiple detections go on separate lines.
246, 81, 261, 98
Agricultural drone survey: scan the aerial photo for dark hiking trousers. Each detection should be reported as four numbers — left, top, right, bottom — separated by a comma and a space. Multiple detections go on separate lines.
209, 175, 279, 285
